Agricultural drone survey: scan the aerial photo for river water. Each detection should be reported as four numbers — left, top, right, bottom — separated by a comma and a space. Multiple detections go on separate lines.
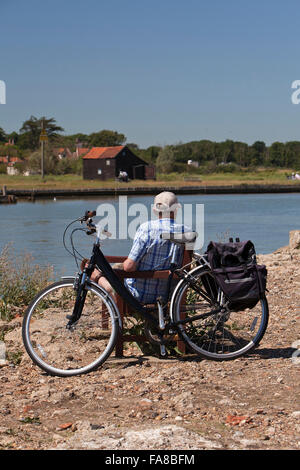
0, 193, 299, 275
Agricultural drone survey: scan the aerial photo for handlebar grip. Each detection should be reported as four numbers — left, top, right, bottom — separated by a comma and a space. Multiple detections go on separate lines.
85, 210, 96, 219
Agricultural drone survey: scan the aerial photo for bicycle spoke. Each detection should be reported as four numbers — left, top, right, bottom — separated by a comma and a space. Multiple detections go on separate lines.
23, 280, 118, 376
171, 267, 268, 360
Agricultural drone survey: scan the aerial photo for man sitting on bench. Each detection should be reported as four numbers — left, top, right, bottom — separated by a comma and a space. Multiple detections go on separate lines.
91, 191, 191, 303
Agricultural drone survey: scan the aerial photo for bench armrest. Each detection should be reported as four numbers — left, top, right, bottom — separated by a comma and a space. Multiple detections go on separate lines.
113, 269, 171, 279
106, 256, 127, 263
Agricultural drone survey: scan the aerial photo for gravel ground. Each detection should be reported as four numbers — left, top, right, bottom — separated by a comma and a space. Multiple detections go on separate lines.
0, 247, 299, 450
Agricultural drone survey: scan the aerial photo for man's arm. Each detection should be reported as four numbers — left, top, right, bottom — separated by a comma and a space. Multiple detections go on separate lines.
123, 224, 149, 272
123, 257, 138, 272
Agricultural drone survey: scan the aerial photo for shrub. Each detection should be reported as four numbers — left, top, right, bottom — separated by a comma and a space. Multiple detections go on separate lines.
0, 164, 6, 174
0, 245, 54, 321
215, 163, 240, 173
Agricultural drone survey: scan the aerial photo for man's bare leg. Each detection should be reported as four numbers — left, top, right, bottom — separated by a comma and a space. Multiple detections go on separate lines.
98, 276, 116, 300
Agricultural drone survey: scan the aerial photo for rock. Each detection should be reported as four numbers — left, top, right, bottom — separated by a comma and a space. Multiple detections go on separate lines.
289, 230, 300, 250
51, 409, 70, 418
266, 426, 276, 436
138, 399, 153, 410
57, 422, 73, 431
226, 415, 252, 426
30, 386, 51, 400
218, 398, 233, 405
239, 438, 260, 448
54, 425, 223, 450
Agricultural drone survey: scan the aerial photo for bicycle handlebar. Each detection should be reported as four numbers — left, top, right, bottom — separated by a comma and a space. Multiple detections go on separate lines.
84, 210, 96, 220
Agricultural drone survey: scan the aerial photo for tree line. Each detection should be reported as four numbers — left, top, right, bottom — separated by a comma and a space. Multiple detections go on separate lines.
1, 116, 300, 175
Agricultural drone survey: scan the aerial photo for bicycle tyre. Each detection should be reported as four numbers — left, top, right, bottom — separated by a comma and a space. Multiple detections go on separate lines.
22, 278, 120, 377
170, 265, 269, 360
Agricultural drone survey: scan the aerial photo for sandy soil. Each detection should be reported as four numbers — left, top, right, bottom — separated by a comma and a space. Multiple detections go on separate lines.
0, 248, 299, 450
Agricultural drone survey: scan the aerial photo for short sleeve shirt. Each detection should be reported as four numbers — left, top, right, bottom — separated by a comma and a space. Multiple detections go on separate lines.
125, 218, 191, 304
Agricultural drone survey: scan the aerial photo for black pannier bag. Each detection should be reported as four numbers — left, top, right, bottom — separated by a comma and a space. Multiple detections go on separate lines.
205, 240, 267, 312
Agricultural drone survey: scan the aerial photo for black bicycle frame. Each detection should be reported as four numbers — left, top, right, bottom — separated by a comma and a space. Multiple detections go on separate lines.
85, 242, 220, 327
86, 243, 159, 326
65, 215, 220, 331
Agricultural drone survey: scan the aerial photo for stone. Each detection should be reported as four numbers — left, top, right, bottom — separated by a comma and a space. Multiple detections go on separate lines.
289, 230, 300, 250
138, 399, 153, 410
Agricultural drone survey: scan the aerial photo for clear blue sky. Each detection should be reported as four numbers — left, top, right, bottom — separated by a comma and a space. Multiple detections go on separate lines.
1, 0, 300, 148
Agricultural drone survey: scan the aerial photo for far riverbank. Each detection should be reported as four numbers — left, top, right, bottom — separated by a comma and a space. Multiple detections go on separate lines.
5, 182, 300, 199
1, 168, 300, 197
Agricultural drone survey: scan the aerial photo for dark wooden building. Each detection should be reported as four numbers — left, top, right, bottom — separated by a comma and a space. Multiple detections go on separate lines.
83, 145, 155, 180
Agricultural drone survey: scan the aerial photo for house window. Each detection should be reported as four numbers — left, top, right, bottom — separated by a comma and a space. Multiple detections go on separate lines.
97, 169, 102, 175
106, 159, 111, 166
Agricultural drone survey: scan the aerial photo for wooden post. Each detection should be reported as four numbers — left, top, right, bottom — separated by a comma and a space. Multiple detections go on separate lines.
115, 296, 126, 357
41, 140, 45, 180
2, 185, 7, 196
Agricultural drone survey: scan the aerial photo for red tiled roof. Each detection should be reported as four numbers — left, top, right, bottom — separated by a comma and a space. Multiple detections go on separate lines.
0, 156, 22, 164
53, 147, 66, 155
77, 147, 90, 156
83, 146, 125, 160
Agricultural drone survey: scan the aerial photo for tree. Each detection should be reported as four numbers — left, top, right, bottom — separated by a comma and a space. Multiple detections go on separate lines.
6, 131, 19, 145
156, 146, 176, 173
19, 116, 64, 150
136, 145, 161, 163
249, 141, 266, 166
268, 142, 285, 167
285, 141, 300, 168
0, 144, 18, 158
233, 141, 249, 166
28, 146, 58, 174
0, 127, 6, 142
89, 130, 126, 147
218, 140, 234, 164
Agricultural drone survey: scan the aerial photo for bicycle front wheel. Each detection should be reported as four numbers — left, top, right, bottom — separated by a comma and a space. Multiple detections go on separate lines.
170, 266, 269, 360
22, 278, 120, 376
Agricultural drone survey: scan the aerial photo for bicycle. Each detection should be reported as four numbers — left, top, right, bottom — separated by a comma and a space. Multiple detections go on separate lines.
22, 210, 269, 377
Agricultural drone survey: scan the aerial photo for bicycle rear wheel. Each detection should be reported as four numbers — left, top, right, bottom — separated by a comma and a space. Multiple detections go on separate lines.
170, 266, 269, 360
22, 278, 120, 376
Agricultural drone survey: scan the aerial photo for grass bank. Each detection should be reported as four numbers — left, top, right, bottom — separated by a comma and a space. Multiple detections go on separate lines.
0, 168, 299, 191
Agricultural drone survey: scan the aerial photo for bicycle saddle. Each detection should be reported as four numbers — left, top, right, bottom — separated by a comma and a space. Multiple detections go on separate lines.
160, 231, 198, 245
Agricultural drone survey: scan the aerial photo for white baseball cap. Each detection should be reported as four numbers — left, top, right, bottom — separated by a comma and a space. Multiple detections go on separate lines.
153, 191, 181, 214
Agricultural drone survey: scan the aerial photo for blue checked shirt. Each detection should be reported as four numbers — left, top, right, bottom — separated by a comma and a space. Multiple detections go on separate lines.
125, 218, 191, 304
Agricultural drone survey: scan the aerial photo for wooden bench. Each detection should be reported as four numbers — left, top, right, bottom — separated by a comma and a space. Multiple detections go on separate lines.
106, 250, 192, 357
